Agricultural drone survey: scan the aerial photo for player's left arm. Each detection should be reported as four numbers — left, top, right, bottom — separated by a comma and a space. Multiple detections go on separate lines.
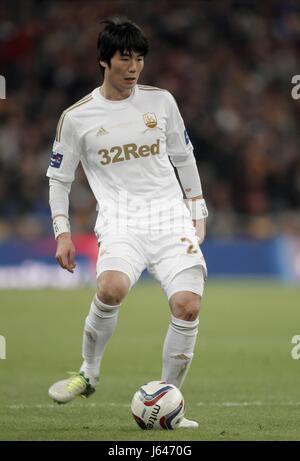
189, 194, 208, 245
165, 92, 208, 244
176, 163, 208, 245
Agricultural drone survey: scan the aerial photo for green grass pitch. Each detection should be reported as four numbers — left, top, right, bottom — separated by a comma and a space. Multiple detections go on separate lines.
1, 280, 300, 441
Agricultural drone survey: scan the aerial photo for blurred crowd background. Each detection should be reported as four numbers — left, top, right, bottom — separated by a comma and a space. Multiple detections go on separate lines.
0, 0, 300, 241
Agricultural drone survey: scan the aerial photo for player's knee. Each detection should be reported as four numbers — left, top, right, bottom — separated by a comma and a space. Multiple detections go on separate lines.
97, 283, 127, 305
169, 292, 200, 321
97, 271, 130, 305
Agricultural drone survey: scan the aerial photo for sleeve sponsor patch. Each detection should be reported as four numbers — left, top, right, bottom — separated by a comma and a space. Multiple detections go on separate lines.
184, 129, 190, 145
50, 152, 63, 168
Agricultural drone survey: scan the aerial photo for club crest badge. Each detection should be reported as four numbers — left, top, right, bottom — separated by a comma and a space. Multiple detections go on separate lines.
143, 113, 157, 129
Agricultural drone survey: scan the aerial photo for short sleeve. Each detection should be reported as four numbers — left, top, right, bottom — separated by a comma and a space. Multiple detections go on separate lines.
46, 111, 81, 182
165, 92, 195, 167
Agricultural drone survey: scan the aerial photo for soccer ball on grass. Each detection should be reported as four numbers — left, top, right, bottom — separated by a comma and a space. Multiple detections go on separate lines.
131, 380, 184, 430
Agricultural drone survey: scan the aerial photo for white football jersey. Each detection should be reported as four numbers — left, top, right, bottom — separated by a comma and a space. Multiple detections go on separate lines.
47, 85, 197, 233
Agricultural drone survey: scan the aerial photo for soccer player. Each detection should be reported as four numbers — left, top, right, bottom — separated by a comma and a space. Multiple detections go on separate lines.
47, 18, 208, 429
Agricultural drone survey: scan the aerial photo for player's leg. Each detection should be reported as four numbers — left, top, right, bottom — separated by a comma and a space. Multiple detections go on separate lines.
162, 265, 204, 428
79, 269, 131, 386
148, 229, 206, 427
48, 233, 146, 404
48, 268, 131, 404
148, 230, 206, 388
148, 231, 205, 390
161, 266, 203, 389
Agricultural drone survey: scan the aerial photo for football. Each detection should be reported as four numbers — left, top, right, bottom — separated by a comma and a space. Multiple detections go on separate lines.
131, 380, 185, 430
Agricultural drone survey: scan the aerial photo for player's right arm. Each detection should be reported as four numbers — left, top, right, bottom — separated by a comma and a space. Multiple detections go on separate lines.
49, 179, 76, 273
46, 111, 81, 273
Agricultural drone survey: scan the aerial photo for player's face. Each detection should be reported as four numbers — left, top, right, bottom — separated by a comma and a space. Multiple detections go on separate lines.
101, 50, 144, 97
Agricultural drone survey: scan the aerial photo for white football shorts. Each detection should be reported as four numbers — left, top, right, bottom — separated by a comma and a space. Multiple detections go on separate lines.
95, 226, 207, 300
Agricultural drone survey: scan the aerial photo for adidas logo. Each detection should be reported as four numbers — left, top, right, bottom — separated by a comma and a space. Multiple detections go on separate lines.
96, 126, 109, 136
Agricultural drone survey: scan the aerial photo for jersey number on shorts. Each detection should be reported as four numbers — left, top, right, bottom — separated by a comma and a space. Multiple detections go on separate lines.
180, 237, 198, 254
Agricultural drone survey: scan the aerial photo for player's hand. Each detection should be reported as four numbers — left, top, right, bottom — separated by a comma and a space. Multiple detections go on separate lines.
193, 218, 206, 245
55, 233, 76, 273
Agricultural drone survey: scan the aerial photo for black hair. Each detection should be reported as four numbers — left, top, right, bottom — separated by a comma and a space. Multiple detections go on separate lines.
97, 17, 149, 76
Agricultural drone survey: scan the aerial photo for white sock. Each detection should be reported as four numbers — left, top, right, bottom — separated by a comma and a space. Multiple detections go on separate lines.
80, 295, 120, 386
161, 315, 199, 389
